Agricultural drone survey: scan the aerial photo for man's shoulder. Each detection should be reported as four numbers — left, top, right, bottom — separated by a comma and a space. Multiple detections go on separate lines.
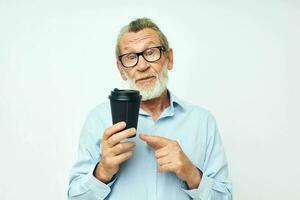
90, 101, 110, 113
180, 99, 215, 120
170, 91, 215, 119
85, 101, 111, 121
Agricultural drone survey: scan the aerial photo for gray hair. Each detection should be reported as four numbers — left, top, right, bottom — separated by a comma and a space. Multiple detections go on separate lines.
115, 18, 170, 58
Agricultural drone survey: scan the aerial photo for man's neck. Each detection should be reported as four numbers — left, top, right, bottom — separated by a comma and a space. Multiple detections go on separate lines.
140, 89, 170, 121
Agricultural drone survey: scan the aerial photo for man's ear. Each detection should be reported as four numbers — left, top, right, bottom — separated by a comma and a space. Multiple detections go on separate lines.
166, 48, 174, 70
116, 60, 127, 81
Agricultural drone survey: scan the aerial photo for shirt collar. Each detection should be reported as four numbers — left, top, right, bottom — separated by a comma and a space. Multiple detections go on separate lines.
139, 89, 186, 116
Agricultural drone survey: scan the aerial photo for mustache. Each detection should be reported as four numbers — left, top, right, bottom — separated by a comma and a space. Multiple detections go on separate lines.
134, 72, 158, 81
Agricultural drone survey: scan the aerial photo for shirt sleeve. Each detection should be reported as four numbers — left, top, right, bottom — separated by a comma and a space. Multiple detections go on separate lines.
182, 114, 232, 200
68, 110, 116, 200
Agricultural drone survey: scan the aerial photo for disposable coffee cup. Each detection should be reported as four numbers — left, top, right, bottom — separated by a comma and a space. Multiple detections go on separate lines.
109, 88, 142, 138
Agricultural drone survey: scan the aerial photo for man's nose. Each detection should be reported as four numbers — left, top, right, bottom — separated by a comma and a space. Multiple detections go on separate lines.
135, 55, 150, 71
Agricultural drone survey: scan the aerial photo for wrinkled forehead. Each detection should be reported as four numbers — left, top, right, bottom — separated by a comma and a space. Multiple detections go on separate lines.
119, 28, 161, 54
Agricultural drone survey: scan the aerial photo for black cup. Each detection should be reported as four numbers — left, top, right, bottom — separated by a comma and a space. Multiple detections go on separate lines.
109, 88, 142, 138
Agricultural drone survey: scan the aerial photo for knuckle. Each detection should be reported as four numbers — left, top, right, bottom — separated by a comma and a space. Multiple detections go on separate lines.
118, 144, 125, 151
125, 129, 131, 135
127, 151, 133, 157
101, 141, 106, 149
158, 158, 163, 165
104, 128, 109, 136
128, 143, 134, 150
108, 136, 116, 145
129, 128, 136, 135
131, 142, 136, 146
119, 121, 126, 127
107, 137, 112, 145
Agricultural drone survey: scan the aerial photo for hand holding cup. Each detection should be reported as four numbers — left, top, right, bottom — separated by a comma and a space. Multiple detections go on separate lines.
94, 122, 136, 183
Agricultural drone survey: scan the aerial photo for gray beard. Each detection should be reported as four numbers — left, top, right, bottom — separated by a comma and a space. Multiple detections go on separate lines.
124, 64, 169, 101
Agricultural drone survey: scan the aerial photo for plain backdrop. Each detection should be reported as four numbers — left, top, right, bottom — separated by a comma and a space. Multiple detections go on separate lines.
0, 0, 299, 199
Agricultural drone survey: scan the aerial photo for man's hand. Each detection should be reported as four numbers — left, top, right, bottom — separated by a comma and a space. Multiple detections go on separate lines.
94, 122, 136, 183
139, 134, 202, 189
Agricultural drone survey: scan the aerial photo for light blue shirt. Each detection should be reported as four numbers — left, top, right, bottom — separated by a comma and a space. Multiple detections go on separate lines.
68, 90, 232, 200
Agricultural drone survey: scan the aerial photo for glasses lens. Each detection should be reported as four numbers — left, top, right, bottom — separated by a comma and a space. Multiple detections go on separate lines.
143, 47, 161, 62
122, 53, 138, 67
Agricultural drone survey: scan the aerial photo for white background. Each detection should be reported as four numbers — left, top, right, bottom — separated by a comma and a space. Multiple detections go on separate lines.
0, 0, 299, 199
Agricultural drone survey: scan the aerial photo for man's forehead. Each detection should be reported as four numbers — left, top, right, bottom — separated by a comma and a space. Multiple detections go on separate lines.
119, 28, 160, 51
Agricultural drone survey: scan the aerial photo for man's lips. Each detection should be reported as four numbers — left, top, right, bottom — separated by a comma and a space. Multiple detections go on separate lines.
136, 76, 156, 83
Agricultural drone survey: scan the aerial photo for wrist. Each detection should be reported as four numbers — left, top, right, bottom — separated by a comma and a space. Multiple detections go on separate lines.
94, 161, 114, 183
186, 166, 202, 189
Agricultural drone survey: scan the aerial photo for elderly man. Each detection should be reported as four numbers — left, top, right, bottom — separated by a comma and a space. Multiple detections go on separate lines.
68, 18, 232, 200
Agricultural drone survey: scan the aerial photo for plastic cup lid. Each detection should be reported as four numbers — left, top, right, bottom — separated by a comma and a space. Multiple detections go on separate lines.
109, 88, 142, 101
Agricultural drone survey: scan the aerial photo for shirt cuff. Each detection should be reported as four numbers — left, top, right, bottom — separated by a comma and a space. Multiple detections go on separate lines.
182, 173, 214, 200
81, 167, 117, 199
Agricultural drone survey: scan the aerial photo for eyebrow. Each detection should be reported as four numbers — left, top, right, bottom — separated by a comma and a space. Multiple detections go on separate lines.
123, 41, 158, 52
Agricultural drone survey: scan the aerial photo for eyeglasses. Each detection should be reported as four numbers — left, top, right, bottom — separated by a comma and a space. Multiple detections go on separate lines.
118, 46, 166, 68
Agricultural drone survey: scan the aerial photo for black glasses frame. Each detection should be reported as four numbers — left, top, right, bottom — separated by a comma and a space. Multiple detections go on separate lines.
118, 46, 166, 68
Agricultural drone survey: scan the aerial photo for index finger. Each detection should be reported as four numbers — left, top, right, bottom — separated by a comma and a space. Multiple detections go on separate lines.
139, 134, 170, 149
103, 121, 126, 140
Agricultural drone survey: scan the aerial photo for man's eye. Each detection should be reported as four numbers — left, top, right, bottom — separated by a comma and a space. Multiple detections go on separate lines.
127, 54, 137, 60
145, 48, 154, 56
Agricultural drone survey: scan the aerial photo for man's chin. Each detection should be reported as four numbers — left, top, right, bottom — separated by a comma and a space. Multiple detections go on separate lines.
127, 76, 166, 101
135, 87, 155, 95
139, 86, 166, 101
135, 81, 156, 91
